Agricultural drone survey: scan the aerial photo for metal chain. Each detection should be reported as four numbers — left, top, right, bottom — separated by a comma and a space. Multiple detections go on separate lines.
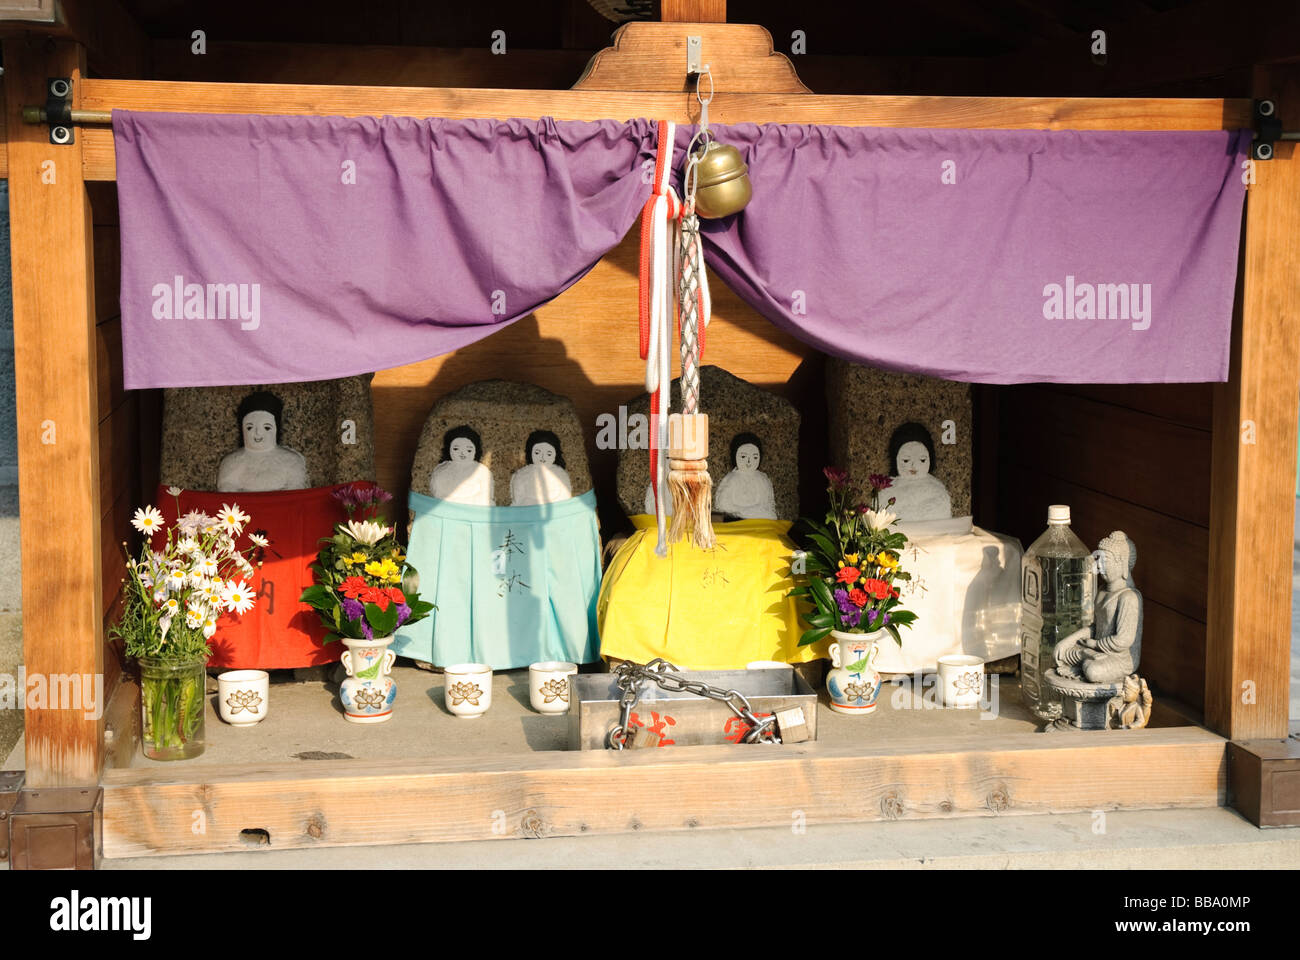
607, 658, 780, 749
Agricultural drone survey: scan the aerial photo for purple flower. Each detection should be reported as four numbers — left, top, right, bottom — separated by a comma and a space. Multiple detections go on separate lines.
332, 484, 358, 510
866, 609, 879, 626
341, 597, 364, 623
360, 619, 373, 640
822, 466, 849, 490
834, 588, 855, 614
882, 612, 891, 625
395, 603, 411, 627
869, 473, 892, 490
840, 608, 862, 629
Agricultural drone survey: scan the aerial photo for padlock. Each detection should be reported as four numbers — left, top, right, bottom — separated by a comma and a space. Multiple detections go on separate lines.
630, 727, 661, 749
773, 706, 811, 744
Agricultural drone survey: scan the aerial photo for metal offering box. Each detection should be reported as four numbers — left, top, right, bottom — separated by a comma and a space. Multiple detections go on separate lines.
568, 669, 819, 750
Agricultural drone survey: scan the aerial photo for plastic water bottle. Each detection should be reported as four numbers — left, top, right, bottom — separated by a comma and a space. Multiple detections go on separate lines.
1019, 505, 1095, 720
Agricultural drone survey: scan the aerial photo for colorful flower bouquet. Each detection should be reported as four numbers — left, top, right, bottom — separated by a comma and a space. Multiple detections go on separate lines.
299, 484, 433, 642
110, 492, 263, 759
791, 467, 918, 647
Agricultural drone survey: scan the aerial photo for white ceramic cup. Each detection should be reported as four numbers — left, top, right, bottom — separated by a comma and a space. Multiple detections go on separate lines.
745, 660, 792, 670
937, 655, 984, 709
217, 669, 270, 726
444, 663, 493, 718
529, 661, 578, 714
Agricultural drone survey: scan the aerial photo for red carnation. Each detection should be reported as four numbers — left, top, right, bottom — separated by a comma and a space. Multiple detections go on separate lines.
340, 576, 368, 599
863, 578, 891, 600
848, 588, 869, 609
836, 566, 861, 585
360, 587, 391, 612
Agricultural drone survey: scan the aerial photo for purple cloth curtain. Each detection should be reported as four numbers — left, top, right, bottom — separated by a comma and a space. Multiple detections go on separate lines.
113, 111, 657, 389
114, 111, 1248, 388
682, 123, 1249, 384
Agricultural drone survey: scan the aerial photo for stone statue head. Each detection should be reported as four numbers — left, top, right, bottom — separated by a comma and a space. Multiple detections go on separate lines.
440, 424, 482, 463
525, 429, 565, 469
1095, 530, 1136, 585
236, 390, 284, 452
730, 431, 763, 472
888, 422, 937, 479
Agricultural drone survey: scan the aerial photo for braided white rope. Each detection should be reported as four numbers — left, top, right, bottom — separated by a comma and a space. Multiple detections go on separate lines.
678, 213, 702, 414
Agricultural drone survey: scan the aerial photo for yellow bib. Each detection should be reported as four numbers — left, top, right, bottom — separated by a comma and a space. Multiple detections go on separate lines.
598, 515, 830, 669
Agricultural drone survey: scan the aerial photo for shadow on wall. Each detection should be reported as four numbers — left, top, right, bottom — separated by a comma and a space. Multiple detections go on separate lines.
0, 180, 14, 510
0, 180, 19, 620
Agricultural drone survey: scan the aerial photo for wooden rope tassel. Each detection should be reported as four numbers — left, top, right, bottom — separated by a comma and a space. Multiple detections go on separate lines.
668, 205, 715, 549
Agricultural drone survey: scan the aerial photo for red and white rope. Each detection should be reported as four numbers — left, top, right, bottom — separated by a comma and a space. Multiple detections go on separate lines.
638, 120, 678, 556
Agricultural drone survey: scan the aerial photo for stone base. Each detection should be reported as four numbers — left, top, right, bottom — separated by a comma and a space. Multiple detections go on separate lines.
1043, 670, 1152, 731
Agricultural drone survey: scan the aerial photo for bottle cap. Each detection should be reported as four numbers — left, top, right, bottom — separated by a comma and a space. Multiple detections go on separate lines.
1047, 504, 1071, 524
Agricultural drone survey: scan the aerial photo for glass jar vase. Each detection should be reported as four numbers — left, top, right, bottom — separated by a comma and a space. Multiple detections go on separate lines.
138, 656, 207, 761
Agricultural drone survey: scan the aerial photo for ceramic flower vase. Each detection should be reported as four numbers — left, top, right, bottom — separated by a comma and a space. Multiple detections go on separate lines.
826, 629, 883, 716
339, 636, 397, 723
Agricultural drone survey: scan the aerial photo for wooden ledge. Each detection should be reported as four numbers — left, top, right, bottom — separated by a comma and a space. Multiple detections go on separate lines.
573, 21, 811, 94
101, 725, 1227, 858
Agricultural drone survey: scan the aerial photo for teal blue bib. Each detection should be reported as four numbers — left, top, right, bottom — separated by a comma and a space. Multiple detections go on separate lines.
392, 488, 601, 669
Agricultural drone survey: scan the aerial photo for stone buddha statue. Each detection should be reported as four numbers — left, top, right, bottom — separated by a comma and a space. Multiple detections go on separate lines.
1052, 531, 1143, 683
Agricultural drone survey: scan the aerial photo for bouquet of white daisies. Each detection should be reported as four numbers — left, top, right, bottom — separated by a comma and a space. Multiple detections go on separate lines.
111, 490, 264, 663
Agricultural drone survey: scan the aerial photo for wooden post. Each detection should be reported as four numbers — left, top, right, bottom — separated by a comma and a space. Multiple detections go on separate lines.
4, 36, 104, 785
1205, 65, 1300, 741
659, 0, 726, 22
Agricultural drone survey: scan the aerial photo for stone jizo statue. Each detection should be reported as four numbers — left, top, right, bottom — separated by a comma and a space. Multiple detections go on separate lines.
1052, 531, 1142, 683
217, 390, 309, 492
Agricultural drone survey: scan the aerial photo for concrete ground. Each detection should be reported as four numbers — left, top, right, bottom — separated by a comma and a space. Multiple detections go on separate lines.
0, 484, 20, 764
1292, 497, 1300, 721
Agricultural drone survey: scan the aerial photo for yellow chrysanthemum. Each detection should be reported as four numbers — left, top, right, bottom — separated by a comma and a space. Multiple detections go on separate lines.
351, 552, 368, 563
844, 553, 860, 566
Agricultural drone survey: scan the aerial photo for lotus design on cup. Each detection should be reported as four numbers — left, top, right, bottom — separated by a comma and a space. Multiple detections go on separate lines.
540, 678, 569, 704
447, 681, 485, 706
224, 689, 263, 715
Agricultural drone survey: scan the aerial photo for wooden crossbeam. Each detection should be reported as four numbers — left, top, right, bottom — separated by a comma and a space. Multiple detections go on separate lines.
70, 78, 1249, 181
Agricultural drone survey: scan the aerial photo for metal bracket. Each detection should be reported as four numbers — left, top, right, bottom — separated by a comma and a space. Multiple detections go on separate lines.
0, 770, 24, 864
686, 35, 702, 77
45, 76, 73, 145
1253, 99, 1280, 160
8, 785, 103, 870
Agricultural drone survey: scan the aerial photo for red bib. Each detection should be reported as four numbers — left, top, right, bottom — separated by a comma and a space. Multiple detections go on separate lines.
153, 484, 361, 669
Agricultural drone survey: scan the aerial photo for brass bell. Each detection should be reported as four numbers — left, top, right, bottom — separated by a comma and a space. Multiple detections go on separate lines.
692, 141, 752, 219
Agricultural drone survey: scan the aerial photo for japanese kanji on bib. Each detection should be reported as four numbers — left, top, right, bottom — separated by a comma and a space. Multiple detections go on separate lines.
154, 484, 356, 669
598, 515, 831, 669
391, 488, 602, 669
